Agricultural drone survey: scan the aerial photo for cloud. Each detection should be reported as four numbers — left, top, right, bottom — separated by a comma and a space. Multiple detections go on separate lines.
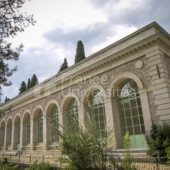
1, 41, 70, 101
90, 0, 170, 30
1, 0, 170, 103
44, 22, 115, 55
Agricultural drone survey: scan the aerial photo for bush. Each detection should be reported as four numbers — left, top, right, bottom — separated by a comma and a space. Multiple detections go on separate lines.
146, 124, 170, 162
26, 161, 52, 170
60, 125, 110, 170
122, 132, 136, 170
0, 160, 19, 170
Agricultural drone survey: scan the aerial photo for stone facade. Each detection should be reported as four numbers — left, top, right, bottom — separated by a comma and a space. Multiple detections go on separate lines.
0, 22, 170, 156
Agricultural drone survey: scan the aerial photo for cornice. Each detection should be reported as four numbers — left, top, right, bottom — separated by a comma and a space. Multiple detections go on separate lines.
0, 22, 170, 113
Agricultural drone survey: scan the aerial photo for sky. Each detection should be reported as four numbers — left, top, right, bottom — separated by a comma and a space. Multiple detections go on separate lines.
1, 0, 170, 102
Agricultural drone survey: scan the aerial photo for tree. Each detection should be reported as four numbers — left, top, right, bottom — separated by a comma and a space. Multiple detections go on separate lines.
146, 124, 170, 163
74, 40, 86, 63
19, 81, 26, 94
27, 78, 31, 90
58, 58, 68, 72
0, 0, 35, 88
30, 74, 38, 88
4, 97, 10, 103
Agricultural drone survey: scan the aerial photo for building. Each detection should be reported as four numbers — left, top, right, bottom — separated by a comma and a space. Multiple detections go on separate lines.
0, 22, 170, 157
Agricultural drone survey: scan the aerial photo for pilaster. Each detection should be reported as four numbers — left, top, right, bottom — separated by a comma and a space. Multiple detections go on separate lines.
11, 124, 14, 150
43, 115, 47, 150
30, 117, 34, 150
146, 48, 170, 123
104, 97, 117, 149
20, 121, 23, 150
4, 125, 7, 151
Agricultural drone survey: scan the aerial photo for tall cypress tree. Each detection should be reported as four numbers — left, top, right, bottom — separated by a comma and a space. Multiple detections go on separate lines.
4, 97, 10, 103
19, 81, 27, 94
30, 74, 38, 88
27, 78, 31, 90
58, 58, 68, 72
75, 40, 86, 63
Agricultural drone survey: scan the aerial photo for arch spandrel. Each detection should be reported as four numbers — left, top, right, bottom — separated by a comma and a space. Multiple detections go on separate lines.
45, 99, 60, 116
108, 72, 144, 98
82, 84, 107, 105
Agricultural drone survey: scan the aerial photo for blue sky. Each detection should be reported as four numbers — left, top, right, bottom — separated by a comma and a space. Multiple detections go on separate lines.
1, 0, 170, 102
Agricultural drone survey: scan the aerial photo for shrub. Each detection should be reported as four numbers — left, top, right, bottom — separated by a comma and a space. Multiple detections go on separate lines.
146, 124, 170, 162
60, 125, 110, 170
26, 161, 52, 170
0, 160, 19, 170
122, 132, 136, 170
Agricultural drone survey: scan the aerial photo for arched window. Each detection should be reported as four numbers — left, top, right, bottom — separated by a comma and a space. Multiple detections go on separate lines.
14, 116, 21, 150
0, 122, 5, 148
37, 114, 43, 143
33, 109, 43, 144
47, 104, 59, 144
23, 114, 31, 146
117, 79, 146, 148
63, 98, 79, 133
88, 90, 106, 138
67, 99, 78, 130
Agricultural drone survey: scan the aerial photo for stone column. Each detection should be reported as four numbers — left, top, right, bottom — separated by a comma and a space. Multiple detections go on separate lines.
20, 121, 23, 150
139, 89, 152, 132
4, 124, 7, 151
104, 97, 117, 149
58, 109, 63, 133
78, 104, 84, 128
30, 117, 34, 150
43, 115, 47, 150
11, 124, 14, 151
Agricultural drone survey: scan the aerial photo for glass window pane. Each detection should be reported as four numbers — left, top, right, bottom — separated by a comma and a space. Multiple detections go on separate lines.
124, 101, 130, 109
125, 109, 131, 117
133, 117, 139, 125
132, 108, 138, 117
127, 127, 133, 135
126, 118, 132, 126
134, 126, 140, 134
130, 98, 136, 108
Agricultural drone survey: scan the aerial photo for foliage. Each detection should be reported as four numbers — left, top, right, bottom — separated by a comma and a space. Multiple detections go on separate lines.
122, 132, 136, 170
27, 78, 31, 90
30, 74, 39, 88
19, 74, 38, 94
19, 81, 27, 94
4, 97, 10, 103
146, 124, 170, 162
74, 40, 86, 63
0, 160, 19, 170
59, 116, 110, 170
26, 161, 52, 170
0, 0, 35, 87
165, 147, 170, 164
58, 58, 68, 72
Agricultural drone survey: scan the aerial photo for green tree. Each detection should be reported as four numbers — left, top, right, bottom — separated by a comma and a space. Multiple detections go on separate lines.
4, 97, 10, 103
74, 40, 86, 63
19, 81, 27, 94
58, 58, 68, 72
0, 0, 35, 88
146, 124, 170, 163
27, 78, 31, 90
30, 74, 39, 88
